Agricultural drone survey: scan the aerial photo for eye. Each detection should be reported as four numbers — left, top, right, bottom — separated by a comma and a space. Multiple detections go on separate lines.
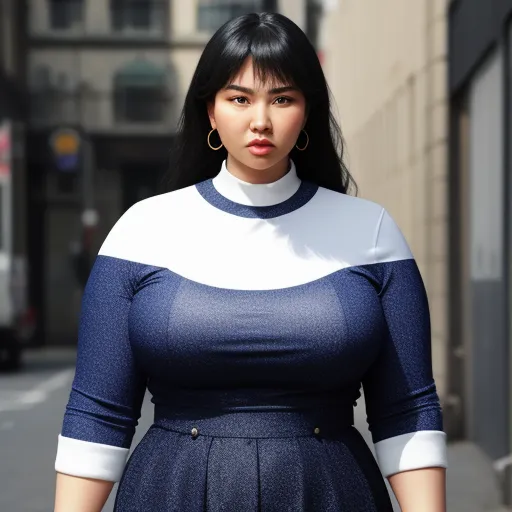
274, 96, 293, 105
231, 96, 249, 105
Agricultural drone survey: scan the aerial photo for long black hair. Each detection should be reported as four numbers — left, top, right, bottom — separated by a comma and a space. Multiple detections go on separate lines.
166, 12, 357, 195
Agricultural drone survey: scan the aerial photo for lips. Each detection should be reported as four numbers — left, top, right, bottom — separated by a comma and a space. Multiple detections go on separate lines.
247, 144, 275, 156
248, 139, 274, 147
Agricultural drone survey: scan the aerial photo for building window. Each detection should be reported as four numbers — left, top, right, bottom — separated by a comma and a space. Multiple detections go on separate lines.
114, 86, 165, 122
48, 0, 83, 30
197, 0, 266, 32
113, 60, 168, 123
30, 65, 56, 122
30, 66, 76, 124
110, 0, 154, 31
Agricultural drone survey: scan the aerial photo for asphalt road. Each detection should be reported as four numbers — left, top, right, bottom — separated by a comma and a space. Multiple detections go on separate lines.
0, 347, 154, 512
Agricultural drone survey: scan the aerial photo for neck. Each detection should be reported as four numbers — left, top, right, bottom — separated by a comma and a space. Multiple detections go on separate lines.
225, 155, 290, 184
212, 158, 301, 206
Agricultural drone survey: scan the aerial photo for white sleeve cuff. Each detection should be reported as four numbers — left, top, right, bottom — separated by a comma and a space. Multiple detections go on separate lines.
374, 430, 448, 478
55, 434, 130, 482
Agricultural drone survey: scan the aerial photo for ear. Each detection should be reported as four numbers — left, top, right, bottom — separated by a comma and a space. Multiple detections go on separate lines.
207, 101, 216, 130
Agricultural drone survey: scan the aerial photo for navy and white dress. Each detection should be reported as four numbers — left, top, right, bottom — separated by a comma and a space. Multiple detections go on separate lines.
55, 160, 447, 511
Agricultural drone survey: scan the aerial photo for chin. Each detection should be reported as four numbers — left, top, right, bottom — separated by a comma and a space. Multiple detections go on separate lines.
248, 160, 275, 170
244, 155, 286, 171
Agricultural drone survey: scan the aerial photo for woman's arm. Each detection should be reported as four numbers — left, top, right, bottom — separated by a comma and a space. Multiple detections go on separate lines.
54, 204, 147, 510
55, 473, 115, 512
361, 208, 447, 508
388, 467, 446, 512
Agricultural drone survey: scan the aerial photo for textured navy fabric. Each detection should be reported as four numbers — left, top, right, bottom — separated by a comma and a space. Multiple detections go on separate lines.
114, 416, 393, 511
61, 255, 441, 510
62, 257, 147, 448
196, 178, 319, 218
58, 173, 444, 510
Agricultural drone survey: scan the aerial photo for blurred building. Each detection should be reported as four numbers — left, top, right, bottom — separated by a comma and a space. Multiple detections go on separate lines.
319, 0, 512, 504
449, 0, 512, 502
0, 0, 32, 359
319, 0, 449, 405
25, 0, 307, 345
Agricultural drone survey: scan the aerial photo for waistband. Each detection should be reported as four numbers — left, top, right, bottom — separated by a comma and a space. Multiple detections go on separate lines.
153, 406, 355, 439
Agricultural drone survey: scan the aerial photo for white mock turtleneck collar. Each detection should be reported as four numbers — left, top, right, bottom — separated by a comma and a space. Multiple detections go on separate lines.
212, 160, 301, 207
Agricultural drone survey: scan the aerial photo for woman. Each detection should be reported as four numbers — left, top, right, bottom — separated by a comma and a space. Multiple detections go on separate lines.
54, 12, 447, 512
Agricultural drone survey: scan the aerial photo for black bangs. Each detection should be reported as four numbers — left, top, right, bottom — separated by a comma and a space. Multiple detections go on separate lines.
196, 12, 320, 101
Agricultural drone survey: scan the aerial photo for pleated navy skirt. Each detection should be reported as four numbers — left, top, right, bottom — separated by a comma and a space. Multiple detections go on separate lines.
114, 408, 393, 511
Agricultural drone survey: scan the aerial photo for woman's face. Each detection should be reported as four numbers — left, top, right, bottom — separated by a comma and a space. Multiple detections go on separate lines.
207, 57, 307, 177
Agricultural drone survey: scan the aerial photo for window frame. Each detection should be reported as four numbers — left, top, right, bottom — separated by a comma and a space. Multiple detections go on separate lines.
113, 84, 167, 124
48, 0, 84, 30
196, 0, 266, 33
110, 0, 160, 33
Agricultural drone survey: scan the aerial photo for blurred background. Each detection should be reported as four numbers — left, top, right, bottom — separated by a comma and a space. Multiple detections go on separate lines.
0, 0, 510, 510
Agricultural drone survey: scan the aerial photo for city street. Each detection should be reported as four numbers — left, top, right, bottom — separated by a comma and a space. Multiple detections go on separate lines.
0, 347, 507, 512
0, 347, 153, 512
2, 0, 512, 509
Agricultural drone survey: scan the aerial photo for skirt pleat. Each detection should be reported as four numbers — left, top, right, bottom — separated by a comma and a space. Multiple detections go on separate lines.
114, 424, 393, 511
164, 428, 212, 511
258, 437, 307, 510
206, 437, 260, 511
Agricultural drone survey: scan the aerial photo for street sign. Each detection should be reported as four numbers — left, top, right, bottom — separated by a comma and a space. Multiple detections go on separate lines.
49, 128, 81, 172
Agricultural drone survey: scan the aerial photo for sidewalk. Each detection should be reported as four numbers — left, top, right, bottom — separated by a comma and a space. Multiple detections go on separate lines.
446, 441, 509, 512
354, 399, 509, 512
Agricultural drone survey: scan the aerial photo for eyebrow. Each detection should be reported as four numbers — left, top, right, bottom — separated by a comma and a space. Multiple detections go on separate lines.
224, 85, 298, 94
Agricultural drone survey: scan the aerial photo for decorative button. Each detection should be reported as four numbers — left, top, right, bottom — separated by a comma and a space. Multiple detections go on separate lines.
191, 427, 199, 438
313, 427, 321, 435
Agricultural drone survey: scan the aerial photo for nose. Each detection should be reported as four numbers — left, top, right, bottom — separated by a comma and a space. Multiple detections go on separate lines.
250, 104, 272, 133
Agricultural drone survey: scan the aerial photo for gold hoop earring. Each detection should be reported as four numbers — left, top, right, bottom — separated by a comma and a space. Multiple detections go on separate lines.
295, 129, 309, 151
208, 129, 223, 150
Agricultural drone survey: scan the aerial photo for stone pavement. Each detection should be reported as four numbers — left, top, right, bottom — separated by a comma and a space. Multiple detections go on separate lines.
354, 398, 510, 512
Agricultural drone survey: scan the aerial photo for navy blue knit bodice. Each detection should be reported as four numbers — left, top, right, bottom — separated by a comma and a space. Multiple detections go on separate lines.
56, 160, 446, 492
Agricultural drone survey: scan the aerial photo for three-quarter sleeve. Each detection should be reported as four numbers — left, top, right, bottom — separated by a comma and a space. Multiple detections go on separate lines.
362, 208, 447, 478
55, 209, 147, 482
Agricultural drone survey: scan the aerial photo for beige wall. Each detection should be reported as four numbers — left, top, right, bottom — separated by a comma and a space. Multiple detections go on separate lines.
278, 0, 306, 30
28, 0, 307, 135
28, 48, 180, 133
320, 0, 449, 396
29, 0, 168, 38
29, 0, 306, 39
